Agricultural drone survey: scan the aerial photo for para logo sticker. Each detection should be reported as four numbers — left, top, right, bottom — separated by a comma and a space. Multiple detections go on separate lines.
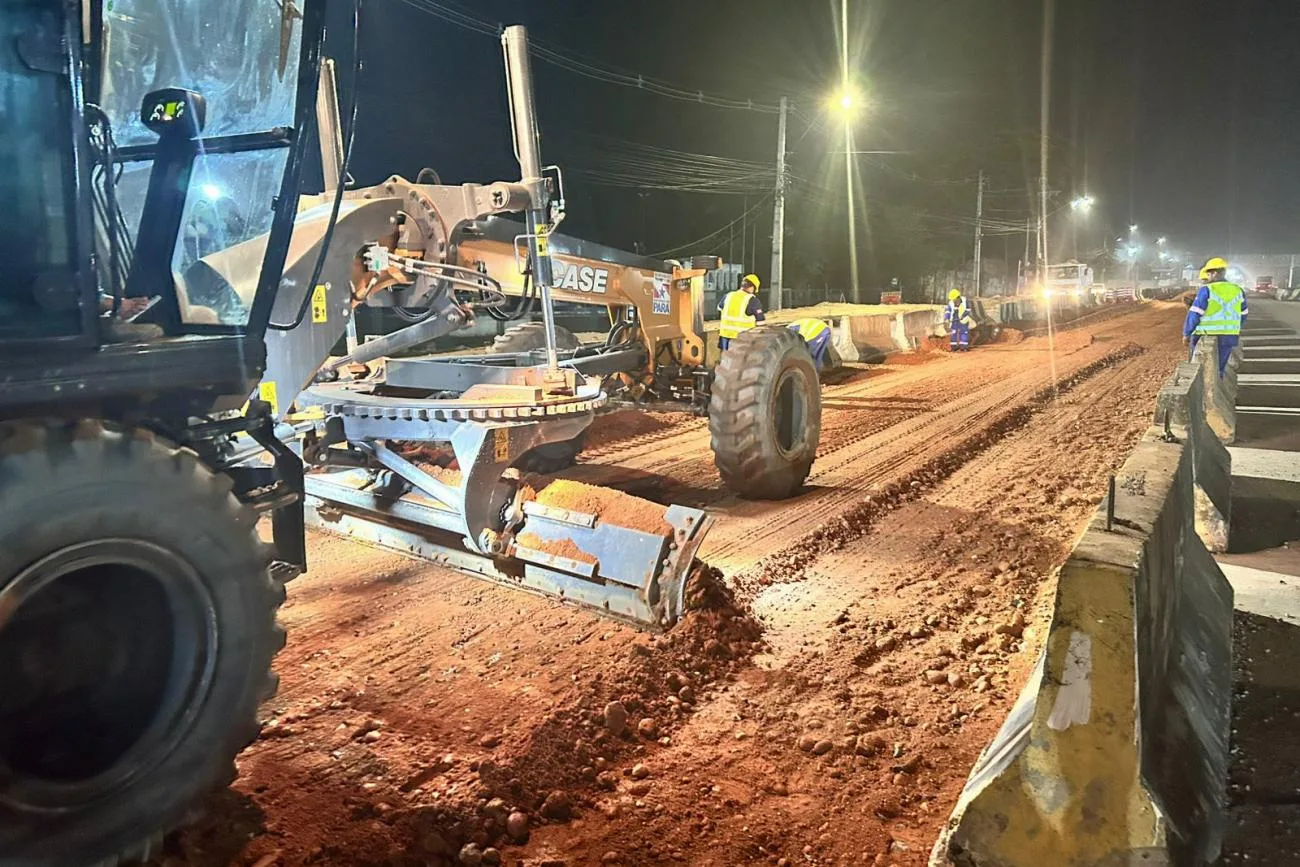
651, 272, 672, 315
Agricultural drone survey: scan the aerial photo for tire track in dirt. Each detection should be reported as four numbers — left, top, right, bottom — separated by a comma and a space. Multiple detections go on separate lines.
160, 304, 1186, 867
728, 343, 1147, 596
515, 305, 1186, 867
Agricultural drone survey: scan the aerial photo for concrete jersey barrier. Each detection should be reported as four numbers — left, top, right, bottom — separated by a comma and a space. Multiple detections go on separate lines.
932, 371, 1234, 865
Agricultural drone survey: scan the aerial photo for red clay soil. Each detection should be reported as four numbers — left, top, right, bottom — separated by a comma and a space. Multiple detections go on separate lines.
514, 533, 599, 566
395, 444, 463, 486
583, 411, 688, 453
154, 303, 1187, 867
527, 478, 675, 537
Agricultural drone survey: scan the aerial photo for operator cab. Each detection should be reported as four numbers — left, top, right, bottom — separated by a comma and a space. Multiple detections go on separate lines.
0, 0, 319, 418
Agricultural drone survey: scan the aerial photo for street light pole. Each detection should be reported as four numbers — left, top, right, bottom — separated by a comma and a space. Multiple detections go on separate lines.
973, 169, 985, 297
846, 124, 860, 303
768, 96, 788, 311
839, 0, 861, 304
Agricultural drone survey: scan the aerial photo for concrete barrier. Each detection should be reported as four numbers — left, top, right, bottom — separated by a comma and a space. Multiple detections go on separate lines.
933, 412, 1234, 864
1193, 336, 1238, 443
846, 311, 905, 360
1157, 363, 1232, 552
702, 303, 944, 365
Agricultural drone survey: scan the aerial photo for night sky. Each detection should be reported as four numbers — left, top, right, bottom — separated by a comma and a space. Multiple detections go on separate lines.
323, 0, 1300, 290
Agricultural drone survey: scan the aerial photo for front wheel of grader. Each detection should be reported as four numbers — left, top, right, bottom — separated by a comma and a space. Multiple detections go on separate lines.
708, 327, 822, 500
0, 421, 284, 867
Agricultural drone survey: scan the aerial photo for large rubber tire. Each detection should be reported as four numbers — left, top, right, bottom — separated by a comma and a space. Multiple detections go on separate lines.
0, 421, 284, 867
709, 327, 822, 500
491, 321, 582, 355
491, 323, 587, 473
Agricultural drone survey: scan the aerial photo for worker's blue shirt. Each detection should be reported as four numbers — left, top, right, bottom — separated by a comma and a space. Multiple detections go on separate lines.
1184, 285, 1248, 336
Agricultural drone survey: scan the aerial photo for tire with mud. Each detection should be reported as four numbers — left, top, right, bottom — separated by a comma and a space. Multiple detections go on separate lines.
709, 327, 822, 500
492, 323, 587, 473
0, 421, 284, 867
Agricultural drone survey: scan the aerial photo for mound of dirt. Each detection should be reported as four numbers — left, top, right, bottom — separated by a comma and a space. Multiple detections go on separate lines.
514, 532, 598, 565
526, 479, 674, 537
378, 563, 763, 863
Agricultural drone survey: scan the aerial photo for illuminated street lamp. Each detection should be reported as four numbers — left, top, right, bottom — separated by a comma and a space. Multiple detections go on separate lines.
1129, 224, 1139, 234
1070, 194, 1095, 213
829, 84, 864, 120
1157, 236, 1168, 246
827, 80, 865, 302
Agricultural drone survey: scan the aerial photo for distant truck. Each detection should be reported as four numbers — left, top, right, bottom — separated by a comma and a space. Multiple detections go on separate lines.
1045, 261, 1096, 300
1254, 276, 1276, 294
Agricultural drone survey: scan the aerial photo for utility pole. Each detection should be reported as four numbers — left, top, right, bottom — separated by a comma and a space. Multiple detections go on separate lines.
1025, 215, 1032, 264
972, 170, 985, 297
1039, 178, 1049, 268
768, 96, 789, 311
741, 196, 749, 268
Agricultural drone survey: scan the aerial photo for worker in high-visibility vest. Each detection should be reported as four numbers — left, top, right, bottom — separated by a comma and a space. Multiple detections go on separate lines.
944, 288, 977, 352
787, 318, 832, 368
1184, 256, 1247, 375
717, 273, 766, 350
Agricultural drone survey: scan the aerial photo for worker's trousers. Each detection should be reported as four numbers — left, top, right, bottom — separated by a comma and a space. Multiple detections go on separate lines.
1190, 334, 1239, 376
949, 323, 971, 351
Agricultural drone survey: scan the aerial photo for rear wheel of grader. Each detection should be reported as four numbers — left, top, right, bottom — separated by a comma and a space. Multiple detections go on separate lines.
0, 421, 284, 866
709, 327, 822, 500
492, 322, 588, 473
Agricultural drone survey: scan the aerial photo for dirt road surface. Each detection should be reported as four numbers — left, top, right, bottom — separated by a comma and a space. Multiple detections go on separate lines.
159, 302, 1186, 867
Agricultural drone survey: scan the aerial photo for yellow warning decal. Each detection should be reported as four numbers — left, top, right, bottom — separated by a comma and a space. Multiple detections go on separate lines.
258, 381, 280, 417
493, 428, 510, 463
536, 233, 549, 257
311, 284, 328, 324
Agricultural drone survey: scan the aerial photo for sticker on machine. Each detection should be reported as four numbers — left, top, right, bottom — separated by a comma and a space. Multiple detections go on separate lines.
652, 272, 672, 315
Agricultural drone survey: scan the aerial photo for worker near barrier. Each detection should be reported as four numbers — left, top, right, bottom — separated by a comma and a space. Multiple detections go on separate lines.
1184, 256, 1247, 375
718, 273, 766, 350
788, 317, 832, 368
945, 288, 976, 352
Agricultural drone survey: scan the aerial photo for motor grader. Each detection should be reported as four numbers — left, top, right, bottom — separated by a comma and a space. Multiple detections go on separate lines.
0, 2, 820, 864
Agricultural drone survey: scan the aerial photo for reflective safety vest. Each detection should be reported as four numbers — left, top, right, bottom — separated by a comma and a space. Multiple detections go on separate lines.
719, 290, 757, 339
946, 297, 975, 327
1195, 282, 1245, 335
789, 318, 829, 342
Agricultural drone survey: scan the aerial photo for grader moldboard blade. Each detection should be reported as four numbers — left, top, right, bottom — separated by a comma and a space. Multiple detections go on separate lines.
508, 479, 711, 629
306, 473, 711, 630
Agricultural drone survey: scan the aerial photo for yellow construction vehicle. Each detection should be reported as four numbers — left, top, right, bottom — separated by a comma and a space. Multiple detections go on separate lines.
0, 3, 816, 863
184, 26, 823, 632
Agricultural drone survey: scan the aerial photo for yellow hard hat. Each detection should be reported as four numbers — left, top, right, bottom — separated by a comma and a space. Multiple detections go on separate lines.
742, 274, 761, 290
1203, 256, 1229, 272
948, 289, 961, 300
1198, 267, 1212, 282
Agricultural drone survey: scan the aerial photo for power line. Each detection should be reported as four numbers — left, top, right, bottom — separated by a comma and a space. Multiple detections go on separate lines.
652, 195, 773, 257
399, 0, 783, 113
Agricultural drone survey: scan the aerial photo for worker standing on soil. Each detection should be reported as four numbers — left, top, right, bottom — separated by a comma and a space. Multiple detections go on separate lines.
945, 288, 977, 352
718, 274, 766, 350
1184, 257, 1247, 375
787, 317, 832, 368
